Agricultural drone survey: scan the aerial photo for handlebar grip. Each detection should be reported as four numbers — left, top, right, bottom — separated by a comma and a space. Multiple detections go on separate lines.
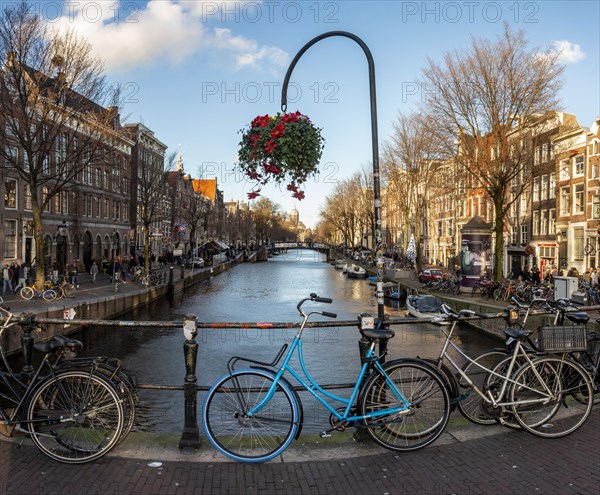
314, 297, 332, 303
321, 311, 337, 319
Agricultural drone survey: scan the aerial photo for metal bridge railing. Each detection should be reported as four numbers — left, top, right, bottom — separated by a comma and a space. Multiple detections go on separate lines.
16, 311, 510, 450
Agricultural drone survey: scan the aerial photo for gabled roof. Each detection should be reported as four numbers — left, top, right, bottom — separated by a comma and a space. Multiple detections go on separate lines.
192, 179, 217, 201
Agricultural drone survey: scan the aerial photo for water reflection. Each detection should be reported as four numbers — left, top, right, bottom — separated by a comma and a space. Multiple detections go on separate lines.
73, 250, 498, 434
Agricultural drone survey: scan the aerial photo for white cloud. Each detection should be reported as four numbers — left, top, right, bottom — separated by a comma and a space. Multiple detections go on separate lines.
50, 1, 288, 73
552, 40, 586, 64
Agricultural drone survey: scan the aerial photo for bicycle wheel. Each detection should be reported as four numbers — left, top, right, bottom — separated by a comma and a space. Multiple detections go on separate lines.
456, 350, 509, 425
359, 359, 450, 451
509, 356, 593, 438
20, 287, 34, 300
26, 371, 124, 463
572, 335, 600, 405
53, 286, 64, 299
202, 369, 300, 462
42, 289, 56, 301
63, 284, 76, 298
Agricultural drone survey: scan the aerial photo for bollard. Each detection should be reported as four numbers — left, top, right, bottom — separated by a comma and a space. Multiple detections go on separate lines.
179, 314, 201, 450
18, 313, 36, 374
180, 263, 185, 280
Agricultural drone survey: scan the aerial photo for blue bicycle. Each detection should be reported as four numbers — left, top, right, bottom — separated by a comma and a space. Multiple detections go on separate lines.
202, 293, 451, 462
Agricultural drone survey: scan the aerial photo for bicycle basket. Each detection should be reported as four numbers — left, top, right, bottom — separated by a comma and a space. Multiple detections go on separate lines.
538, 326, 587, 352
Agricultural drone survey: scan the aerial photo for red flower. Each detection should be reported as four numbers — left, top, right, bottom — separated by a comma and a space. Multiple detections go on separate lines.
270, 122, 285, 139
265, 139, 277, 154
286, 183, 298, 193
292, 190, 305, 201
247, 190, 261, 199
264, 163, 281, 174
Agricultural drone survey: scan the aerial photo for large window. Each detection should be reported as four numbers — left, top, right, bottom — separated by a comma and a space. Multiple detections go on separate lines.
3, 220, 17, 259
560, 187, 570, 215
533, 177, 540, 202
541, 210, 548, 235
521, 224, 528, 245
549, 209, 556, 235
559, 159, 570, 180
532, 211, 539, 236
593, 195, 600, 219
574, 184, 584, 214
24, 184, 32, 210
573, 227, 584, 261
574, 155, 584, 176
4, 179, 17, 209
541, 175, 548, 201
549, 173, 556, 198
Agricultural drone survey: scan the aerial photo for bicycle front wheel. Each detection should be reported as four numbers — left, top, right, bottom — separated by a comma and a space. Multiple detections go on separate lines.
20, 287, 34, 300
43, 289, 56, 301
457, 350, 510, 425
63, 284, 77, 298
359, 359, 450, 451
202, 369, 300, 462
509, 356, 593, 438
26, 371, 124, 463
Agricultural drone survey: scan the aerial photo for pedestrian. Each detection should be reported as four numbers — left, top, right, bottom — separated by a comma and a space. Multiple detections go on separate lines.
14, 262, 27, 293
593, 268, 600, 287
52, 261, 59, 283
2, 264, 12, 294
90, 261, 99, 283
70, 263, 79, 288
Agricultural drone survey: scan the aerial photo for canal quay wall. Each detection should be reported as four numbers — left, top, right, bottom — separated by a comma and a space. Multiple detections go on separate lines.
1, 255, 245, 356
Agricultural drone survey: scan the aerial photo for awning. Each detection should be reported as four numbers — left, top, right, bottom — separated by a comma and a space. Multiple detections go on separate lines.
201, 240, 228, 252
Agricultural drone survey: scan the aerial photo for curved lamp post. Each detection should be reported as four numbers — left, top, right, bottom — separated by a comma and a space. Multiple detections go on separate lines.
281, 31, 385, 322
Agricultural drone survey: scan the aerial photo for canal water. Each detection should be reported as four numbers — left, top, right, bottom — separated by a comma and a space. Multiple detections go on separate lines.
74, 249, 499, 434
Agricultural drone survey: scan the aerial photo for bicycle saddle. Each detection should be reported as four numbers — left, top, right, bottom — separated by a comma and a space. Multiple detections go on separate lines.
33, 334, 83, 353
566, 313, 589, 325
360, 327, 395, 340
504, 328, 531, 339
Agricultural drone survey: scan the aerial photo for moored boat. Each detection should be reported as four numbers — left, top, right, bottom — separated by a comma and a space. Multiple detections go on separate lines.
346, 264, 368, 279
405, 293, 448, 325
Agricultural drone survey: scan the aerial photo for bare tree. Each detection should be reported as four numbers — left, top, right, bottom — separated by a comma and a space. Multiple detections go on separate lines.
182, 187, 210, 255
0, 2, 121, 288
421, 23, 564, 279
137, 151, 176, 274
383, 112, 443, 271
252, 197, 282, 245
319, 176, 363, 249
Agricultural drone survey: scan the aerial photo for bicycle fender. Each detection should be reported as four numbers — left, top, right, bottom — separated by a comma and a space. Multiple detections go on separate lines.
249, 366, 304, 440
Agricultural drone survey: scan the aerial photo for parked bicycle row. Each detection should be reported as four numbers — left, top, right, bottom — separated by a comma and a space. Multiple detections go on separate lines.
201, 293, 599, 462
0, 305, 137, 463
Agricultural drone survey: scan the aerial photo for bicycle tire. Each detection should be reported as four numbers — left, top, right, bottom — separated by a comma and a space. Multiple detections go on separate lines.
359, 359, 450, 452
26, 371, 124, 463
456, 350, 509, 425
202, 369, 300, 462
20, 287, 34, 300
509, 356, 593, 438
571, 335, 600, 405
63, 284, 76, 298
53, 286, 64, 299
43, 289, 56, 301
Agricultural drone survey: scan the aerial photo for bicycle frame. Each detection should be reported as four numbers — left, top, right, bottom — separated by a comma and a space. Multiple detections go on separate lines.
436, 319, 556, 410
244, 315, 411, 425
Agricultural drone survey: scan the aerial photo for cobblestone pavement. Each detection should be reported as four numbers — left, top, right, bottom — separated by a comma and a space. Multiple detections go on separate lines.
0, 408, 598, 495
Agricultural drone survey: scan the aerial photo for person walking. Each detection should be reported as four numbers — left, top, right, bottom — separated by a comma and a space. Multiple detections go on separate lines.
2, 264, 12, 295
14, 262, 27, 293
90, 261, 99, 283
70, 263, 79, 288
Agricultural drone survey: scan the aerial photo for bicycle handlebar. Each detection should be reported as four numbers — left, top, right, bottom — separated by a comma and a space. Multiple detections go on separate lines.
297, 293, 334, 314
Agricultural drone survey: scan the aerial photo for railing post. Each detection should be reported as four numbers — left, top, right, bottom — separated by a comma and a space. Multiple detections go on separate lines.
18, 312, 36, 374
179, 314, 201, 450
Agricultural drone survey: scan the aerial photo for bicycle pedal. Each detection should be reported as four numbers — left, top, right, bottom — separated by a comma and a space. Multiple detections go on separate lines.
319, 431, 332, 438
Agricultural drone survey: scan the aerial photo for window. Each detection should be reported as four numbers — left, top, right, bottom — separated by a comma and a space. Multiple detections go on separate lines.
560, 187, 570, 215
42, 155, 50, 175
437, 221, 442, 238
541, 175, 548, 200
532, 211, 539, 236
448, 219, 454, 237
4, 146, 17, 166
559, 159, 570, 180
42, 187, 50, 212
541, 210, 548, 235
104, 170, 109, 190
533, 177, 540, 202
549, 209, 556, 235
512, 225, 518, 245
521, 224, 528, 245
24, 184, 32, 210
573, 227, 584, 261
549, 173, 556, 198
574, 184, 584, 214
3, 220, 17, 259
4, 179, 17, 209
104, 198, 109, 218
574, 155, 584, 176
593, 195, 600, 219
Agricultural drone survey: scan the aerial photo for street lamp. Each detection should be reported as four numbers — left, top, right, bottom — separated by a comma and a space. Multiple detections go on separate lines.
556, 230, 563, 269
281, 31, 385, 321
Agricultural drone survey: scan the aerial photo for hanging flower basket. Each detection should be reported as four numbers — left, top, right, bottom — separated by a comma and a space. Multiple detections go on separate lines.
237, 111, 325, 200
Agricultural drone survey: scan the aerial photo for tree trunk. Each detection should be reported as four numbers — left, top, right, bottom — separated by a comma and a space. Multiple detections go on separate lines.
32, 201, 46, 291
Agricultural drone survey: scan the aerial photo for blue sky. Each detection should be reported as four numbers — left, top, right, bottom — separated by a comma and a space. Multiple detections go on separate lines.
48, 1, 600, 228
